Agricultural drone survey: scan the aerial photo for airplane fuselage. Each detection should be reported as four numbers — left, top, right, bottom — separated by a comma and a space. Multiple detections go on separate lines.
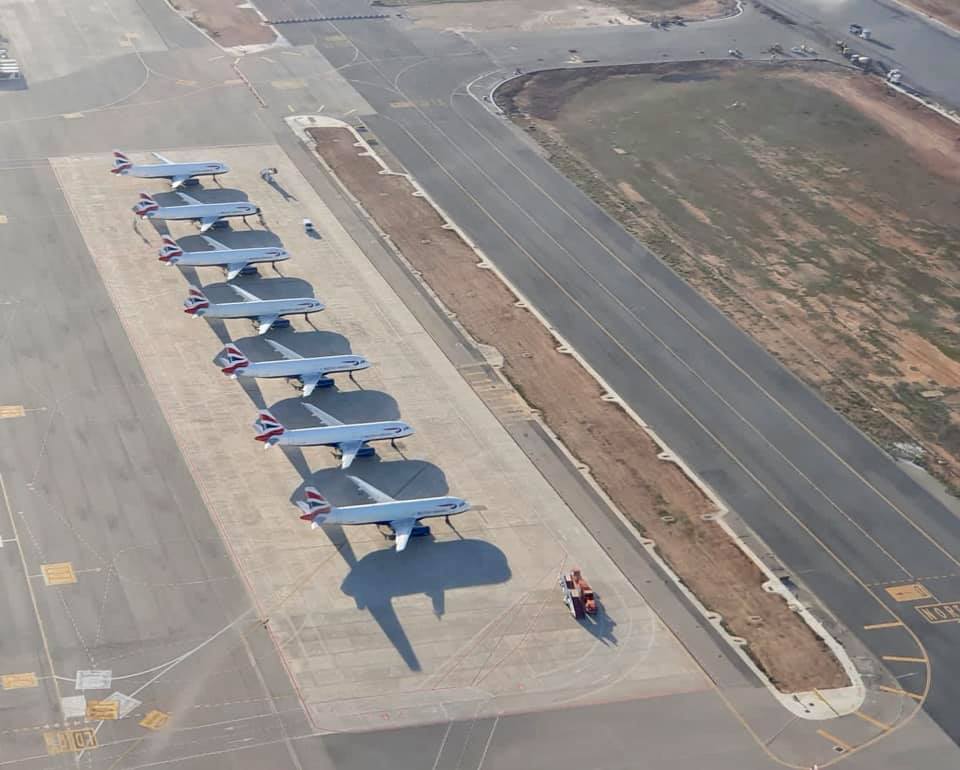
202, 297, 324, 320
232, 355, 369, 380
328, 497, 470, 526
270, 421, 412, 448
144, 201, 258, 222
164, 245, 289, 268
126, 161, 227, 181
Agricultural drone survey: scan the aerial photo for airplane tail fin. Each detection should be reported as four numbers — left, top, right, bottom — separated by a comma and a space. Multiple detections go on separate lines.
183, 286, 210, 315
220, 344, 250, 376
297, 486, 333, 526
111, 150, 132, 175
253, 410, 285, 445
132, 191, 159, 217
158, 235, 183, 263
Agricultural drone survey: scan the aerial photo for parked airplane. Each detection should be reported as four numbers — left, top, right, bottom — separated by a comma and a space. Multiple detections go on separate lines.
219, 340, 369, 396
184, 285, 324, 334
297, 477, 470, 551
159, 235, 289, 280
254, 404, 413, 467
133, 191, 258, 232
111, 150, 228, 189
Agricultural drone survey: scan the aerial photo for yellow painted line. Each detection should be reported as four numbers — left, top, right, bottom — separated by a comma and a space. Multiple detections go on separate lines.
270, 79, 306, 90
816, 728, 853, 752
139, 710, 169, 730
0, 405, 25, 419
86, 700, 119, 720
854, 710, 892, 731
40, 562, 76, 586
43, 729, 97, 755
878, 685, 923, 701
863, 621, 903, 630
881, 655, 927, 664
2, 672, 38, 689
288, 105, 295, 113
390, 100, 414, 109
175, 79, 197, 86
62, 113, 84, 120
0, 214, 7, 224
223, 78, 244, 86
885, 583, 933, 601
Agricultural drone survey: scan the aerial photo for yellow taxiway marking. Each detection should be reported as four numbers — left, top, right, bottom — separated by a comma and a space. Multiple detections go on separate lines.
0, 405, 25, 419
885, 583, 933, 602
62, 113, 84, 119
816, 728, 853, 752
223, 78, 244, 86
43, 728, 96, 755
878, 685, 924, 701
854, 710, 892, 731
863, 621, 903, 630
86, 700, 119, 720
175, 79, 197, 86
0, 214, 7, 224
2, 672, 38, 689
881, 655, 927, 664
40, 562, 77, 586
139, 710, 169, 730
916, 600, 960, 624
390, 100, 414, 109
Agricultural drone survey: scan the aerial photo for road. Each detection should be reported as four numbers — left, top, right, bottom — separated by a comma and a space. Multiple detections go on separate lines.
254, 0, 960, 750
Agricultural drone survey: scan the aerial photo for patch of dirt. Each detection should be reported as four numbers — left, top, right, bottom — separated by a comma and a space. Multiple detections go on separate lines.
307, 125, 849, 693
170, 0, 275, 47
898, 0, 960, 31
496, 60, 960, 490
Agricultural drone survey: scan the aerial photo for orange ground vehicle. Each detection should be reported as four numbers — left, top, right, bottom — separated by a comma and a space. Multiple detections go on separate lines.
560, 568, 598, 619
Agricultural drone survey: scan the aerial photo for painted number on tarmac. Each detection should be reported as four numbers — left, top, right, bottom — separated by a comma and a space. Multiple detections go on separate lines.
41, 562, 77, 586
43, 729, 97, 755
1, 672, 37, 689
140, 710, 169, 730
885, 583, 932, 602
86, 700, 119, 720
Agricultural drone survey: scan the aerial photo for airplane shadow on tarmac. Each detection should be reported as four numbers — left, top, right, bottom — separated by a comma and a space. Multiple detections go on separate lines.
150, 187, 250, 206
299, 458, 509, 670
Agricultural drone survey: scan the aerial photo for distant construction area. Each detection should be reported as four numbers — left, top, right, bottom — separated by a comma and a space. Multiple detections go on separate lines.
497, 61, 960, 497
169, 0, 275, 46
901, 0, 960, 32
307, 124, 849, 694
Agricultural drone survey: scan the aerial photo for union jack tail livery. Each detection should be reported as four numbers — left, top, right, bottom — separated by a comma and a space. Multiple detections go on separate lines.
111, 150, 133, 175
297, 486, 332, 525
158, 236, 183, 262
183, 287, 210, 315
253, 410, 285, 446
132, 192, 159, 217
220, 344, 250, 376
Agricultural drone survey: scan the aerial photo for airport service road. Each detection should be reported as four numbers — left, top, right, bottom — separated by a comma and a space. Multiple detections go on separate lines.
0, 162, 307, 768
245, 4, 960, 749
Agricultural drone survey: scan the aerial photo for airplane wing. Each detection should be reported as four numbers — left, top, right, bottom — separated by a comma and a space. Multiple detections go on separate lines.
390, 519, 417, 552
265, 339, 303, 360
300, 374, 322, 398
201, 235, 229, 251
151, 152, 174, 164
169, 176, 189, 190
198, 216, 221, 233
347, 475, 394, 504
229, 284, 261, 302
257, 315, 279, 335
224, 262, 247, 281
302, 403, 342, 426
338, 441, 364, 469
177, 191, 202, 206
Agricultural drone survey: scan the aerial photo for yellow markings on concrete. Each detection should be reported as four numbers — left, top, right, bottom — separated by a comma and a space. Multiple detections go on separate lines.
390, 100, 414, 109
0, 405, 25, 419
916, 600, 960, 624
176, 79, 197, 87
863, 620, 903, 630
0, 214, 7, 224
885, 583, 933, 602
86, 700, 119, 720
62, 113, 84, 120
2, 672, 38, 689
43, 728, 97, 755
878, 684, 924, 701
390, 98, 445, 109
854, 710, 892, 731
881, 655, 927, 664
223, 78, 245, 86
40, 562, 77, 586
270, 79, 306, 90
816, 728, 853, 752
322, 34, 349, 44
139, 710, 169, 730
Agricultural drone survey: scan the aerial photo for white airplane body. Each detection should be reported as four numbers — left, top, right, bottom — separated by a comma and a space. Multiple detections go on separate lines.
297, 477, 470, 551
254, 404, 412, 468
184, 284, 323, 334
111, 150, 228, 189
219, 341, 370, 396
159, 235, 289, 280
133, 191, 258, 233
